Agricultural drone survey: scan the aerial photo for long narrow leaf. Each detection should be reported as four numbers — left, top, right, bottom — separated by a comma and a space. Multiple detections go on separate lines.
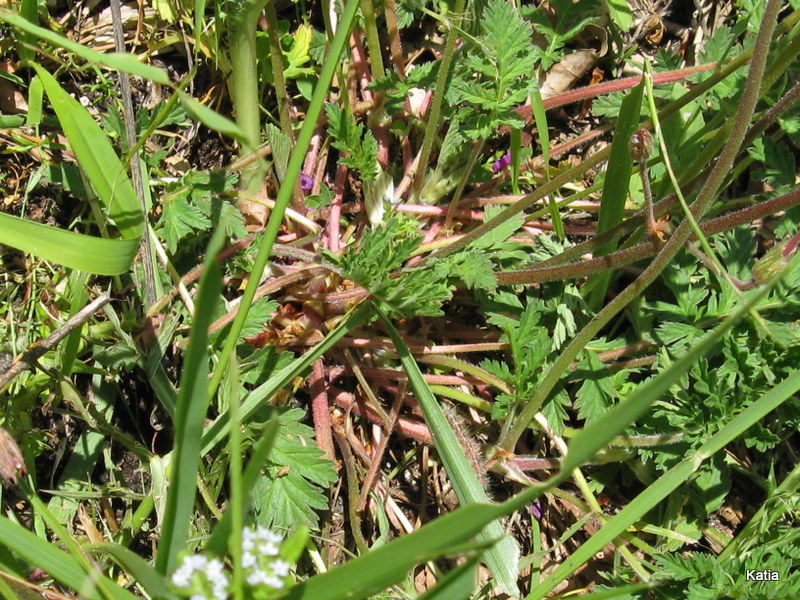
32, 64, 143, 239
282, 501, 516, 600
416, 555, 482, 600
375, 302, 521, 597
0, 212, 139, 275
0, 517, 134, 600
586, 81, 644, 309
0, 10, 169, 84
87, 543, 178, 600
155, 224, 227, 574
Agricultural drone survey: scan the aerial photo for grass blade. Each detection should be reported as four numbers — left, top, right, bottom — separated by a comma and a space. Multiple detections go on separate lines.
375, 302, 521, 597
586, 80, 644, 309
32, 64, 143, 239
282, 502, 515, 600
155, 223, 227, 574
416, 555, 481, 600
0, 213, 139, 275
0, 9, 169, 83
208, 0, 362, 394
0, 516, 136, 600
530, 82, 564, 239
87, 543, 178, 600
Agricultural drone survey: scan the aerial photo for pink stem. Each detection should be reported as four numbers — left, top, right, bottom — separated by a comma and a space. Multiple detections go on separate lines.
310, 358, 335, 461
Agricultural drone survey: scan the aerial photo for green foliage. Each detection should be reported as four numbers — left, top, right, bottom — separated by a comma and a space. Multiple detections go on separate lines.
156, 170, 243, 254
330, 213, 453, 316
645, 534, 800, 599
394, 0, 434, 29
627, 236, 800, 522
3, 0, 799, 598
325, 102, 379, 181
448, 0, 536, 139
446, 249, 497, 291
251, 408, 337, 529
522, 0, 600, 71
573, 351, 630, 422
282, 24, 315, 79
748, 135, 797, 191
480, 293, 553, 421
369, 61, 438, 115
238, 298, 279, 340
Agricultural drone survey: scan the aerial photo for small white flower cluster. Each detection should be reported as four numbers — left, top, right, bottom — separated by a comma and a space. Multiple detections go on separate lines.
169, 526, 293, 599
241, 526, 291, 590
171, 555, 229, 600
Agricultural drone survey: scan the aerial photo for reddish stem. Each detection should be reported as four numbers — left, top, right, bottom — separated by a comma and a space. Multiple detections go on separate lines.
329, 387, 433, 445
328, 164, 348, 252
310, 358, 335, 461
517, 63, 718, 120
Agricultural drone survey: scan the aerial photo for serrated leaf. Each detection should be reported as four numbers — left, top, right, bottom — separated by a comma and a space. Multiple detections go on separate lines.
470, 205, 524, 249
252, 409, 337, 529
239, 298, 279, 339
574, 352, 613, 422
450, 0, 535, 139
449, 250, 497, 290
714, 226, 755, 281
335, 214, 452, 316
266, 123, 292, 182
654, 321, 702, 346
325, 102, 378, 180
755, 136, 796, 188
160, 194, 212, 254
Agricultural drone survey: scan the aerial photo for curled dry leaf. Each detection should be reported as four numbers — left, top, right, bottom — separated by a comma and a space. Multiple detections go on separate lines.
539, 49, 599, 100
237, 185, 271, 232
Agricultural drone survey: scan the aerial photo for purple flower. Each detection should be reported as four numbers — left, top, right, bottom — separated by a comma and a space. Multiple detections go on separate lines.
491, 151, 512, 173
528, 500, 543, 521
299, 173, 314, 192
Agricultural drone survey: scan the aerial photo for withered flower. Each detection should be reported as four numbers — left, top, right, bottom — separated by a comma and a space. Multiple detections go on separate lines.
0, 427, 26, 486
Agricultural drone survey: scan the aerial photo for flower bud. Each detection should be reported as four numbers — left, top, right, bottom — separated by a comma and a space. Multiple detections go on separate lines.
752, 241, 790, 285
629, 129, 653, 162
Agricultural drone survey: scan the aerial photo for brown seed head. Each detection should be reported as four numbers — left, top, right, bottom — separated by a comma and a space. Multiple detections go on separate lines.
629, 129, 653, 162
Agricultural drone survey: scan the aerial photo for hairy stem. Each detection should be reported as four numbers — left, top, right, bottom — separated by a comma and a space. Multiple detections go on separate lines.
499, 0, 782, 452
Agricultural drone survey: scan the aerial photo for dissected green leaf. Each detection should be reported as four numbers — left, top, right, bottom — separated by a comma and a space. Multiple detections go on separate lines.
450, 0, 536, 139
160, 194, 212, 254
252, 408, 337, 529
284, 24, 316, 79
331, 213, 453, 316
522, 0, 600, 70
448, 249, 497, 290
325, 102, 379, 180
